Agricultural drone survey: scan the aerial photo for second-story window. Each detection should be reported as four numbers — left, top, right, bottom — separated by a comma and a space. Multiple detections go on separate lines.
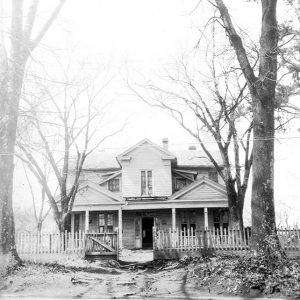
108, 178, 120, 192
175, 178, 187, 191
141, 170, 153, 196
208, 171, 218, 183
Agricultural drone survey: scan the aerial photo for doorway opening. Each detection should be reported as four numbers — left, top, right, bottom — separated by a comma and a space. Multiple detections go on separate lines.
142, 217, 154, 249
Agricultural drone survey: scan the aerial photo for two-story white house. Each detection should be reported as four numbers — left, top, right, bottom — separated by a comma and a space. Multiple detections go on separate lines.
67, 138, 229, 249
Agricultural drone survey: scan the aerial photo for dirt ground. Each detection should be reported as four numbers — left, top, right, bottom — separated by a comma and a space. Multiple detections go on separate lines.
0, 261, 211, 299
0, 251, 289, 299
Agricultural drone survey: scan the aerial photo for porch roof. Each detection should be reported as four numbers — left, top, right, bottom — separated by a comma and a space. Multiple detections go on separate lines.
71, 180, 126, 210
169, 176, 228, 201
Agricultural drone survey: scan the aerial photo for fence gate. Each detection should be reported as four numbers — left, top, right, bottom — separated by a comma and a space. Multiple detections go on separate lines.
85, 232, 118, 259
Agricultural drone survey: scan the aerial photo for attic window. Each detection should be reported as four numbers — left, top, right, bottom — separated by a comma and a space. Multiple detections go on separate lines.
208, 171, 218, 183
141, 170, 153, 196
108, 178, 120, 192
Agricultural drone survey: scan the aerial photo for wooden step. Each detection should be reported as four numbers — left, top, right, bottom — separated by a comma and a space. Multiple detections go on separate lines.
85, 251, 117, 260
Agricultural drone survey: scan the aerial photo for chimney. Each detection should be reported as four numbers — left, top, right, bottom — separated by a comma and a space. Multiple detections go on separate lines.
188, 145, 197, 150
162, 138, 169, 151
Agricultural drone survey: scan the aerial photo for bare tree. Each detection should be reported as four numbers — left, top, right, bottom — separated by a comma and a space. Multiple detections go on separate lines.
22, 161, 52, 233
0, 0, 66, 261
17, 65, 124, 232
212, 0, 285, 257
129, 37, 253, 231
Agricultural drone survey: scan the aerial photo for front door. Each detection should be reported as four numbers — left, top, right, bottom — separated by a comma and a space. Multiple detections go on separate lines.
142, 217, 154, 249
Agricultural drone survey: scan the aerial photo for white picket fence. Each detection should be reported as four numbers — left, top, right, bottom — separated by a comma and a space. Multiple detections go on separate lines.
15, 231, 85, 254
154, 227, 300, 258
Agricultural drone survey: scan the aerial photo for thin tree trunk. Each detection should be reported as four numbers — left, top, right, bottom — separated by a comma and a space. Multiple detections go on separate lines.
37, 221, 42, 234
226, 180, 244, 230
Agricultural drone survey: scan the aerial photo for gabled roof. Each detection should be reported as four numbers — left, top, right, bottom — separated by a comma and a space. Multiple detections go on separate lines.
76, 180, 124, 202
169, 176, 227, 200
76, 151, 120, 170
173, 149, 223, 167
117, 139, 176, 162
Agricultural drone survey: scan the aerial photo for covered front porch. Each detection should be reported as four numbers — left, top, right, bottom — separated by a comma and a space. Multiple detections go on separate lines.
69, 206, 229, 251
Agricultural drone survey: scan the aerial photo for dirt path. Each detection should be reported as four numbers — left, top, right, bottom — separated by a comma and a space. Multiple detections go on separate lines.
1, 260, 285, 299
0, 261, 216, 299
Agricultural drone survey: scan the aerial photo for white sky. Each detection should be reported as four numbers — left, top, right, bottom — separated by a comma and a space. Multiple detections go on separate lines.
13, 0, 300, 227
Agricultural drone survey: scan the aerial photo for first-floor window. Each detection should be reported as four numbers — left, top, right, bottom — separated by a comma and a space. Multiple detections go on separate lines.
107, 213, 114, 232
98, 213, 114, 233
141, 170, 153, 196
99, 214, 105, 233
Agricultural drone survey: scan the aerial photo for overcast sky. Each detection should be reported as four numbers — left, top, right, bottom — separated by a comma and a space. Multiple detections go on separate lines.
13, 0, 300, 226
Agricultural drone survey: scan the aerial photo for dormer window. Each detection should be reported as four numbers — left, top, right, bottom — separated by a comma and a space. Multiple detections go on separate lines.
141, 170, 153, 196
108, 178, 120, 192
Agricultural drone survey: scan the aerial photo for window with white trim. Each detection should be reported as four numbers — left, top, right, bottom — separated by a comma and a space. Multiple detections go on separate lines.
175, 178, 187, 191
98, 213, 114, 233
208, 170, 218, 182
108, 178, 120, 192
141, 170, 153, 196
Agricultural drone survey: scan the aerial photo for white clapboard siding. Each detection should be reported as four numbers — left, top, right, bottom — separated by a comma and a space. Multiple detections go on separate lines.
121, 143, 173, 197
181, 184, 225, 200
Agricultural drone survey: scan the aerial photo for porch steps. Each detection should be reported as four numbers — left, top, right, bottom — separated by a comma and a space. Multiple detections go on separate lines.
85, 251, 117, 261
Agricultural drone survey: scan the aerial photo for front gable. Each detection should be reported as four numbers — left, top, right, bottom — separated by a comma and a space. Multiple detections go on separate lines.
170, 177, 227, 201
117, 139, 175, 164
117, 139, 175, 198
73, 180, 124, 206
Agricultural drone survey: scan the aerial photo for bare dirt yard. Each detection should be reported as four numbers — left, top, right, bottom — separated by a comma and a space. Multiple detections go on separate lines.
0, 260, 214, 299
1, 251, 299, 299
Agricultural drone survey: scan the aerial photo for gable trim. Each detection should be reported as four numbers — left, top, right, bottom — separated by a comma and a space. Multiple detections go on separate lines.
170, 176, 227, 200
117, 139, 176, 162
77, 180, 124, 202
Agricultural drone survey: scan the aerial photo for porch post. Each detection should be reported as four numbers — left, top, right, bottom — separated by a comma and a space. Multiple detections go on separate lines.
85, 210, 89, 233
172, 208, 176, 230
118, 209, 123, 248
71, 213, 75, 234
204, 207, 208, 229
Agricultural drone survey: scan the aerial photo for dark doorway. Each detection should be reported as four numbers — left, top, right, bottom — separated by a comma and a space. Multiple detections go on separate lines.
142, 217, 154, 249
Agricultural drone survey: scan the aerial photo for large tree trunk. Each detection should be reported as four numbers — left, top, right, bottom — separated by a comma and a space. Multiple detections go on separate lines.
250, 1, 284, 257
251, 90, 282, 255
214, 0, 284, 257
0, 1, 24, 261
0, 0, 66, 268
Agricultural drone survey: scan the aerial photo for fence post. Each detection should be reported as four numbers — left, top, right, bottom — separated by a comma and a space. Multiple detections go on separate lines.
203, 230, 207, 253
